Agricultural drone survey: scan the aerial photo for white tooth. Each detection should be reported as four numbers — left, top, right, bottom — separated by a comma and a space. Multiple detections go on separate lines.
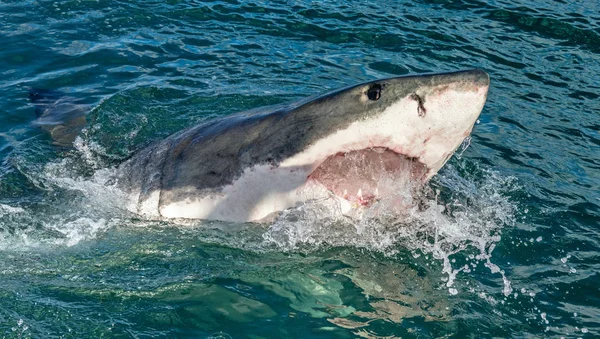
357, 188, 363, 198
375, 188, 379, 196
343, 189, 348, 197
339, 198, 352, 214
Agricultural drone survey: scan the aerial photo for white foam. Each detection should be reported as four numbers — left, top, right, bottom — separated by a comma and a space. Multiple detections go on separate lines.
47, 217, 114, 247
0, 139, 131, 250
262, 164, 518, 295
0, 204, 25, 214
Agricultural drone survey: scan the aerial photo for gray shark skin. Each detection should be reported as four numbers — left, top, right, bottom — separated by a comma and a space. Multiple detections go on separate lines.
116, 70, 490, 222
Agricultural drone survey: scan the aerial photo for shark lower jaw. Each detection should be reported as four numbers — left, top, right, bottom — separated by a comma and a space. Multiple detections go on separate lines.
306, 147, 428, 206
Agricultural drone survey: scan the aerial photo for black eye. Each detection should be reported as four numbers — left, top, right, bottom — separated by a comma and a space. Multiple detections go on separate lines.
367, 84, 382, 101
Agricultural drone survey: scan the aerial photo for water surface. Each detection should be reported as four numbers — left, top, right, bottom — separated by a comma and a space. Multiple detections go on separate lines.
0, 0, 599, 337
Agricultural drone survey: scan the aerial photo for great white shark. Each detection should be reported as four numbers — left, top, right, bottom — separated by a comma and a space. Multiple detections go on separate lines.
29, 70, 489, 222
111, 69, 490, 222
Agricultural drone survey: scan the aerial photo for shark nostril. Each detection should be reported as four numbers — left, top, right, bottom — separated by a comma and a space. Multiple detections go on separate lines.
367, 84, 382, 101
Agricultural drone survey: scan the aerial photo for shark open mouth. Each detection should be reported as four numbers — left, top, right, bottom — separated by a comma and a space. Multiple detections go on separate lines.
307, 148, 428, 206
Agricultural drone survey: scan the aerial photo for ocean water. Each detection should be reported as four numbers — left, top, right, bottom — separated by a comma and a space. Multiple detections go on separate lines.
0, 0, 599, 337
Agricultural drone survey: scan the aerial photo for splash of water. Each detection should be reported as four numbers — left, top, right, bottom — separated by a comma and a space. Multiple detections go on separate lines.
0, 136, 130, 249
4, 126, 517, 299
263, 164, 518, 295
0, 202, 118, 250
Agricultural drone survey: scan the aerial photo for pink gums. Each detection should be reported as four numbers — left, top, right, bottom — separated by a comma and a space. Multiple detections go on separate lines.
307, 147, 427, 206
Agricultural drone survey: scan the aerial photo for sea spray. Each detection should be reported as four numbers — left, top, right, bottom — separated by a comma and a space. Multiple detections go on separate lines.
263, 164, 518, 296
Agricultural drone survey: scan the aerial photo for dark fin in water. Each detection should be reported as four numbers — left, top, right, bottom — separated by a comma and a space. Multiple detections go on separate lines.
29, 88, 65, 118
28, 88, 89, 148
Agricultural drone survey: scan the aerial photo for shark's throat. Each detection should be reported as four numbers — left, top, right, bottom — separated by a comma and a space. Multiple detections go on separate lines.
307, 147, 427, 206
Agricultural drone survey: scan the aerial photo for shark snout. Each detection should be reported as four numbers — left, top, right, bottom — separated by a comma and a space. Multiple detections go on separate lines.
457, 68, 489, 85
447, 69, 490, 95
472, 70, 490, 97
463, 69, 490, 99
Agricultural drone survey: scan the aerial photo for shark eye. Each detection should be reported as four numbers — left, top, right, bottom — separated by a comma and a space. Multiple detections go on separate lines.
366, 84, 382, 101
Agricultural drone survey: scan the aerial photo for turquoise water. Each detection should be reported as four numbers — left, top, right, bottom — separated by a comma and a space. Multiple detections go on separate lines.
1, 0, 599, 337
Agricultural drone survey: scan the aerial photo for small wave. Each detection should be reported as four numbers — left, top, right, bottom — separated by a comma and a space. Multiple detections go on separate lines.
0, 205, 117, 250
0, 204, 25, 214
0, 139, 131, 250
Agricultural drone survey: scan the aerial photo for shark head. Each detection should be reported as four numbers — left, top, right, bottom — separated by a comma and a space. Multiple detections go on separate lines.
279, 69, 490, 207
121, 70, 490, 222
282, 69, 489, 175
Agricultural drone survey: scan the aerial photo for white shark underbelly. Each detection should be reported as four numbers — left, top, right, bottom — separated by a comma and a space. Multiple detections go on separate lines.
156, 164, 321, 221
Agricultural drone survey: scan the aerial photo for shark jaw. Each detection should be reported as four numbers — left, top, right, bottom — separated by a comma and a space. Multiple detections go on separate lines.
307, 147, 427, 207
131, 70, 489, 223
